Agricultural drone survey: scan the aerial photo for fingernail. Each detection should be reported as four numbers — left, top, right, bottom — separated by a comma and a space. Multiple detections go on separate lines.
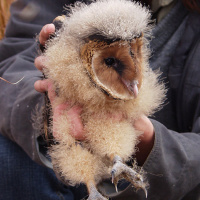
44, 24, 55, 34
43, 25, 48, 34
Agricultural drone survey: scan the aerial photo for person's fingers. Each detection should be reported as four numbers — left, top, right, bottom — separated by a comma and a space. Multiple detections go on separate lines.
67, 105, 85, 140
34, 80, 56, 104
39, 23, 55, 45
34, 56, 47, 71
47, 81, 56, 104
53, 103, 85, 140
34, 79, 49, 93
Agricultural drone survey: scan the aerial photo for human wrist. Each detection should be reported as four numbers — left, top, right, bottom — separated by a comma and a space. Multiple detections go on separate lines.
134, 116, 155, 165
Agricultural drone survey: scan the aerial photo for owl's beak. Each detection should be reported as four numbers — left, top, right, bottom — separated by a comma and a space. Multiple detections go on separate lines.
122, 79, 139, 98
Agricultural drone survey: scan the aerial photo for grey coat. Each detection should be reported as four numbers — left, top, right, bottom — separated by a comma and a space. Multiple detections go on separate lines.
0, 0, 200, 199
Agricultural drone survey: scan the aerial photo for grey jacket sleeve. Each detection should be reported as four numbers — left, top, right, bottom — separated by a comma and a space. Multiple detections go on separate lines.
0, 0, 65, 165
143, 120, 200, 200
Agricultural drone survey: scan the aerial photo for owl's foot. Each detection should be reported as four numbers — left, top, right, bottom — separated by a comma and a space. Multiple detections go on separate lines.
111, 156, 147, 198
87, 183, 108, 200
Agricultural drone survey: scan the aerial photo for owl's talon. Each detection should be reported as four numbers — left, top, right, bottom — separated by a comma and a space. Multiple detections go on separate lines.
111, 169, 115, 184
114, 183, 118, 193
142, 187, 148, 198
111, 170, 119, 193
111, 156, 147, 197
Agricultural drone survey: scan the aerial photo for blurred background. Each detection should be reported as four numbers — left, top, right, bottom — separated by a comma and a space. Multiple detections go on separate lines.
0, 0, 14, 40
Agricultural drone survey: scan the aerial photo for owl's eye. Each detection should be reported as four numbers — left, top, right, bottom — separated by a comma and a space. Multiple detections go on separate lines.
104, 57, 116, 66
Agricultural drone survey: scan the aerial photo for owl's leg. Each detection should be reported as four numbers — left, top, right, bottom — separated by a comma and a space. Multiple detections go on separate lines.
85, 118, 147, 196
87, 182, 108, 200
111, 155, 147, 198
50, 113, 111, 200
51, 141, 108, 200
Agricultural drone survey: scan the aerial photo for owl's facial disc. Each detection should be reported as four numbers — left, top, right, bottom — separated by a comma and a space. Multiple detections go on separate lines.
91, 48, 142, 100
81, 39, 143, 100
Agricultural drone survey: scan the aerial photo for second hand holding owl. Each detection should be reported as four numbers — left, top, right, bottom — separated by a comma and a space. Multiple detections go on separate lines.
34, 23, 155, 166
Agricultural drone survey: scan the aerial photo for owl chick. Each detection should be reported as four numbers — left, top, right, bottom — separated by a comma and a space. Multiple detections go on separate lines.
41, 0, 165, 199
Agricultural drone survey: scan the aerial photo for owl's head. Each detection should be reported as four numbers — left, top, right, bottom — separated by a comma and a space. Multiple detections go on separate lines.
48, 0, 152, 102
80, 35, 144, 100
61, 0, 152, 100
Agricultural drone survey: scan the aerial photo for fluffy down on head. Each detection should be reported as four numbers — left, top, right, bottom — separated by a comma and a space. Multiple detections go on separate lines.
65, 0, 151, 40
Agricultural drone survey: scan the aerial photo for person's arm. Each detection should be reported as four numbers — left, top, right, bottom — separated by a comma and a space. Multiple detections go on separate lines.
140, 120, 200, 199
94, 114, 199, 200
0, 0, 65, 165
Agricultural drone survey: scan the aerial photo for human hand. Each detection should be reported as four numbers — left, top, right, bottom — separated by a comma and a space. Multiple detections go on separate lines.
134, 115, 155, 165
34, 24, 85, 140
